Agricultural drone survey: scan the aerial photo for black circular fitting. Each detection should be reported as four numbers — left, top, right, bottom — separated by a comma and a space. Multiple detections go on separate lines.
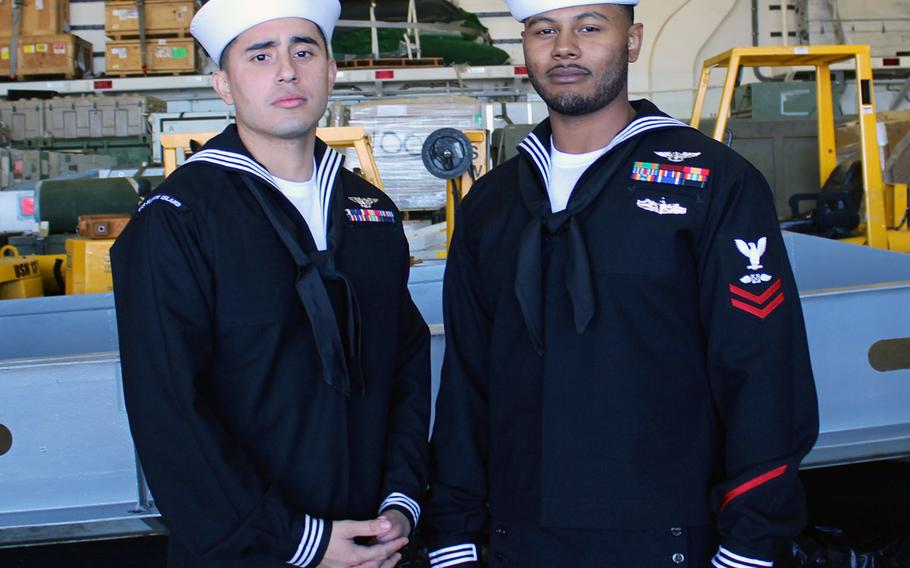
421, 128, 473, 180
0, 424, 12, 456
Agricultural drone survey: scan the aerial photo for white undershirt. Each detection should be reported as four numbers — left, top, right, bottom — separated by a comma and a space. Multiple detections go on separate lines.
548, 143, 610, 213
273, 162, 326, 251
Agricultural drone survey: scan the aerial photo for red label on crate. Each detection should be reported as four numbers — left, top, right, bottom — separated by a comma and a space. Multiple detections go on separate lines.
53, 42, 66, 55
20, 196, 35, 217
375, 70, 395, 80
94, 80, 113, 90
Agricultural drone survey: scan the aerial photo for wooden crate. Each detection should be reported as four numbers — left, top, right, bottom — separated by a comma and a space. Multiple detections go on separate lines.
0, 33, 92, 79
105, 38, 198, 76
0, 0, 69, 37
105, 1, 194, 39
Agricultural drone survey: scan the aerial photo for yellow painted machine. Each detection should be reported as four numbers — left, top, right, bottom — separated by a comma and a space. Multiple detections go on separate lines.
420, 128, 490, 252
691, 45, 910, 252
0, 246, 44, 300
66, 238, 116, 295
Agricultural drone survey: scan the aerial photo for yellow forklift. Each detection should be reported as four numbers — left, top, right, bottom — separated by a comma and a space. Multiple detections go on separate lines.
691, 45, 909, 252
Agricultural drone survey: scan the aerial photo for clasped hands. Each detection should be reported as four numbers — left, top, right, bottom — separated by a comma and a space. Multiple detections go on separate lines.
319, 510, 411, 568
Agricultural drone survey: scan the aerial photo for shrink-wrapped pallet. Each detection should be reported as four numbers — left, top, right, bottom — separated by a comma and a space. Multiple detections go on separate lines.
346, 96, 483, 211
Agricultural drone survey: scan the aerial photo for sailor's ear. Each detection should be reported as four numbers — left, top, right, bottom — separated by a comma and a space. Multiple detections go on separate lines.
628, 23, 644, 63
326, 58, 337, 92
212, 70, 234, 105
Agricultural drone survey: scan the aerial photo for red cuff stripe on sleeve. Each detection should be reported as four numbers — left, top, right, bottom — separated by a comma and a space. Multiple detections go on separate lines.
720, 465, 789, 511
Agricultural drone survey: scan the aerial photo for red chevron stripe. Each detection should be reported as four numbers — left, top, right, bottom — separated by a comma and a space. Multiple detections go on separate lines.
720, 465, 789, 511
731, 292, 785, 319
729, 279, 782, 305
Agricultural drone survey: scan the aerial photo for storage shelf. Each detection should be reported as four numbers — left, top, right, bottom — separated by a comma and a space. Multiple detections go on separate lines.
0, 65, 534, 100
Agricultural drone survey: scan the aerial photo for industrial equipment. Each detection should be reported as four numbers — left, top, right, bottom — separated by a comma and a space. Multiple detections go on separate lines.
419, 128, 489, 253
0, 190, 35, 234
35, 176, 148, 235
0, 245, 42, 300
691, 45, 910, 252
77, 214, 131, 240
422, 127, 472, 249
65, 238, 115, 296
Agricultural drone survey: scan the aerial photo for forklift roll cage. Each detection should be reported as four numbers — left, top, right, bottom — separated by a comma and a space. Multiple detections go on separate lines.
690, 45, 909, 253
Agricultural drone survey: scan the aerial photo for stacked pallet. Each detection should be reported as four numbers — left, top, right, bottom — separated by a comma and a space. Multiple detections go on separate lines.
103, 0, 199, 77
337, 57, 445, 70
0, 0, 93, 80
0, 95, 166, 165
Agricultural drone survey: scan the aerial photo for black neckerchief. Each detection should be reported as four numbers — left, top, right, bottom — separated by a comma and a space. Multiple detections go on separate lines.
514, 100, 690, 354
186, 126, 364, 397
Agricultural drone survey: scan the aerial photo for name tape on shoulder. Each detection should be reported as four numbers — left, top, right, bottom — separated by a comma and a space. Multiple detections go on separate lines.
138, 194, 183, 213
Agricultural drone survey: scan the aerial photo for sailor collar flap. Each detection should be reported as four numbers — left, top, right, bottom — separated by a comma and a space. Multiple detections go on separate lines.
186, 125, 345, 234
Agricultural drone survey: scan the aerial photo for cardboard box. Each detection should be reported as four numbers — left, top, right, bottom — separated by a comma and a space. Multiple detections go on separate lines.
0, 33, 93, 78
836, 111, 910, 159
105, 1, 194, 38
65, 238, 114, 295
0, 0, 69, 37
105, 37, 198, 75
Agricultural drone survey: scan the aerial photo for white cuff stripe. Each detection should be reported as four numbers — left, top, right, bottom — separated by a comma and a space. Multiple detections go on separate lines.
300, 517, 325, 568
434, 558, 478, 568
432, 551, 477, 564
712, 546, 774, 568
288, 515, 324, 567
379, 492, 421, 524
382, 498, 419, 523
429, 544, 478, 566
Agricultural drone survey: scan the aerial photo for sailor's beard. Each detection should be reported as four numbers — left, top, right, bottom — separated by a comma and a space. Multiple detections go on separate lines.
529, 47, 630, 117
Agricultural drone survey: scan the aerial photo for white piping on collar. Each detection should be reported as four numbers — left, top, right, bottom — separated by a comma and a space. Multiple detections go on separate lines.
316, 147, 343, 230
518, 133, 551, 183
518, 115, 690, 190
187, 148, 278, 188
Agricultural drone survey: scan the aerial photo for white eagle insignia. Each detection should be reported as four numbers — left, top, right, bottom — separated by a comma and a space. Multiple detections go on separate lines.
349, 197, 379, 208
655, 151, 702, 163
